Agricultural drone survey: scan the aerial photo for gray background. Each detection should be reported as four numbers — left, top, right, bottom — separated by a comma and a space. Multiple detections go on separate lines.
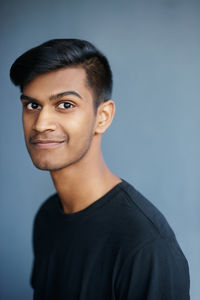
0, 0, 199, 299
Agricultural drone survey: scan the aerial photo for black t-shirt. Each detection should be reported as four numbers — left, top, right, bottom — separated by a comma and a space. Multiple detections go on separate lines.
31, 179, 190, 299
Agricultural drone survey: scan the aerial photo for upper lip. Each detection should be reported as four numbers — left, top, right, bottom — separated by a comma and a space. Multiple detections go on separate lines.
31, 139, 65, 144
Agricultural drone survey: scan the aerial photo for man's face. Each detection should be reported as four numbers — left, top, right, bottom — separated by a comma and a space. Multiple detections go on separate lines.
21, 67, 98, 171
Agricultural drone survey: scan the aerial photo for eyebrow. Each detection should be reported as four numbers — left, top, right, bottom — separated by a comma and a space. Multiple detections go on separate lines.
20, 90, 83, 102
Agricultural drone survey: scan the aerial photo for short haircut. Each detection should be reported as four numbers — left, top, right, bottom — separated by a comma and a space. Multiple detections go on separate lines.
10, 39, 113, 110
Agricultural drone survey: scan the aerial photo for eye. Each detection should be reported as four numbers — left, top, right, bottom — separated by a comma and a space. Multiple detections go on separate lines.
25, 102, 41, 110
58, 102, 74, 109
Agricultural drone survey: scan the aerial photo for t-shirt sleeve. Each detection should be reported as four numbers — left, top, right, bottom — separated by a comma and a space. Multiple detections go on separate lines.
115, 238, 190, 300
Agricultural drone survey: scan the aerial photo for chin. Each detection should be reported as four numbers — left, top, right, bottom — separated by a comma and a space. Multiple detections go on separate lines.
32, 159, 66, 171
28, 150, 69, 171
31, 156, 81, 171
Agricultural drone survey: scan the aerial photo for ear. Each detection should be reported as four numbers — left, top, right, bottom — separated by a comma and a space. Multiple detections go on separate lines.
95, 100, 115, 134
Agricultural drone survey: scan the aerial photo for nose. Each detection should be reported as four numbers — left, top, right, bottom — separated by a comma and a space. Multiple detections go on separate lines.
33, 107, 57, 132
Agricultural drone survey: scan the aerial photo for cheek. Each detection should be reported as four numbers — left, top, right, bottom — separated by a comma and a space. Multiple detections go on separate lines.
61, 111, 95, 134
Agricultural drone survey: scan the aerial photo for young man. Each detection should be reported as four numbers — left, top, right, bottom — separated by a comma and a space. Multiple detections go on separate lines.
10, 39, 190, 299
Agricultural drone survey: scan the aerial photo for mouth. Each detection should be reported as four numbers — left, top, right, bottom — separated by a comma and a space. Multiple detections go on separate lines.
30, 140, 65, 149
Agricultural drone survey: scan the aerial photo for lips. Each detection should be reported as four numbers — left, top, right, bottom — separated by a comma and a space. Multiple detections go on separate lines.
30, 139, 65, 149
31, 139, 65, 144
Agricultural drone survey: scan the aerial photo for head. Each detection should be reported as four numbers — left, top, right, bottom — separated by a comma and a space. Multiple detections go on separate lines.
10, 39, 115, 172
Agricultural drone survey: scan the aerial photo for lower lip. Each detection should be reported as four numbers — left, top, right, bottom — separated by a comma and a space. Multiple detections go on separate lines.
32, 142, 65, 149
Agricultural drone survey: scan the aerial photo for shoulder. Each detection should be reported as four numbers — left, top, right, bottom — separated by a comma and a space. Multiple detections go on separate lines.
36, 192, 58, 215
33, 192, 58, 233
110, 180, 177, 250
112, 182, 191, 299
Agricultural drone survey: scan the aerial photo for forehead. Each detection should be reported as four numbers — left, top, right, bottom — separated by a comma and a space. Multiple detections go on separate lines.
23, 67, 90, 99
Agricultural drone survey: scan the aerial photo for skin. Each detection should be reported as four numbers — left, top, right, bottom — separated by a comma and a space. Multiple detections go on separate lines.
21, 67, 121, 213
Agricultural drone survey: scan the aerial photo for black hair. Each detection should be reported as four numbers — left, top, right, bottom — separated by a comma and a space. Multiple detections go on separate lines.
10, 39, 113, 110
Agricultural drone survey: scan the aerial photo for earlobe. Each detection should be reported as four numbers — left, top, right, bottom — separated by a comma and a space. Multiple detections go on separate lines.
95, 100, 115, 134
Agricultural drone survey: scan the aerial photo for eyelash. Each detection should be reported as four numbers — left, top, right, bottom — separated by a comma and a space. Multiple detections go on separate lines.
23, 101, 74, 111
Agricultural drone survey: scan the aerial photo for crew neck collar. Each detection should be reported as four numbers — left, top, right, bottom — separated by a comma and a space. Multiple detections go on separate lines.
55, 179, 126, 221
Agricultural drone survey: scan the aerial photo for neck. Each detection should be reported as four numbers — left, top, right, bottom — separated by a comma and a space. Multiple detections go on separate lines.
50, 146, 121, 214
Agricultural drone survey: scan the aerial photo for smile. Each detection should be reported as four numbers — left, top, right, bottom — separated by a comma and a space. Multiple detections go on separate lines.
31, 140, 65, 149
